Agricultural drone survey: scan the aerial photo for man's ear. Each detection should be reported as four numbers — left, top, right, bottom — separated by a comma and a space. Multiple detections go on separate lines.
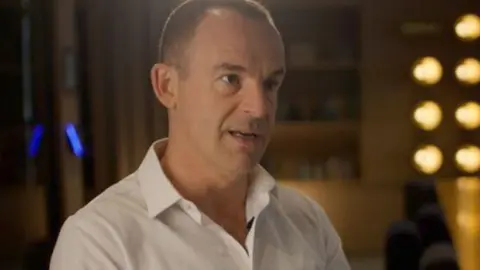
150, 63, 178, 109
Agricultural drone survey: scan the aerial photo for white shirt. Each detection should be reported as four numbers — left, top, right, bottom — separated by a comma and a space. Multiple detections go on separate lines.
50, 139, 350, 270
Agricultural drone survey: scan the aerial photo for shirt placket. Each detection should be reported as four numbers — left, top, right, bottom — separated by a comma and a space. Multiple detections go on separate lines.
208, 222, 253, 270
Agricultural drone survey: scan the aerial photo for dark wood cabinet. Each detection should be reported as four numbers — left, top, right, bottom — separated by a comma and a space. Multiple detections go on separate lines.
262, 1, 362, 181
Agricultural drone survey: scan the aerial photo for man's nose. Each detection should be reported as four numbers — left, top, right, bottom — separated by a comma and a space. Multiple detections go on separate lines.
241, 82, 269, 118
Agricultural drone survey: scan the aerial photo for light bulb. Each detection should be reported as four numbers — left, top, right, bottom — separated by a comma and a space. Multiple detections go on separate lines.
455, 58, 480, 85
413, 101, 442, 131
455, 14, 480, 41
455, 145, 480, 173
412, 57, 443, 85
456, 101, 480, 130
414, 145, 443, 174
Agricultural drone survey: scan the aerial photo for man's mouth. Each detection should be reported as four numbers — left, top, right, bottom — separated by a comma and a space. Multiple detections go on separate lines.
228, 130, 259, 139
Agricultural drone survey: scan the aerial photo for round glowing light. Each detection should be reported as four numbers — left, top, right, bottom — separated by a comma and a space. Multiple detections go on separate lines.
455, 101, 480, 130
414, 145, 443, 174
455, 58, 480, 85
412, 57, 443, 85
455, 14, 480, 41
413, 101, 442, 131
455, 145, 480, 173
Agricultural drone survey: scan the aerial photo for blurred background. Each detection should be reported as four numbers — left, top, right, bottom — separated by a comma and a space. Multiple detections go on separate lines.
0, 0, 479, 269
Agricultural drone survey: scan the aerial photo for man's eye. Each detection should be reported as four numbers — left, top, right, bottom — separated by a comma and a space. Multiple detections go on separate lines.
221, 74, 241, 86
263, 79, 280, 92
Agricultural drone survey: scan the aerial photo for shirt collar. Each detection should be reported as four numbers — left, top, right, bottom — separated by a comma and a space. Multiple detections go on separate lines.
136, 139, 182, 218
246, 165, 276, 220
136, 138, 277, 219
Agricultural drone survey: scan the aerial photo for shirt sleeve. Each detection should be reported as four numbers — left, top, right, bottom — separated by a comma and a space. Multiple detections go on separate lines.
49, 217, 122, 270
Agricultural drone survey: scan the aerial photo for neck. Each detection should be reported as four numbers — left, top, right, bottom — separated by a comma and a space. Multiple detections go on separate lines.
161, 136, 250, 218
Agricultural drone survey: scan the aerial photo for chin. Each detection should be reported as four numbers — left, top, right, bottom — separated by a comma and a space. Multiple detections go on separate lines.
220, 142, 264, 173
220, 156, 256, 176
234, 156, 260, 173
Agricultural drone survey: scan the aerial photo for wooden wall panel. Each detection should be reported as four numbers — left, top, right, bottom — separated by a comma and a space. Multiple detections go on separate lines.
53, 0, 85, 218
148, 0, 171, 141
112, 0, 135, 179
360, 0, 478, 184
0, 186, 47, 257
282, 181, 403, 255
361, 0, 416, 185
85, 0, 116, 194
83, 0, 171, 191
128, 1, 152, 168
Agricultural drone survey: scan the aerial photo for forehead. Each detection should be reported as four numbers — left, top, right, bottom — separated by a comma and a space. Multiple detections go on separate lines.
187, 8, 285, 70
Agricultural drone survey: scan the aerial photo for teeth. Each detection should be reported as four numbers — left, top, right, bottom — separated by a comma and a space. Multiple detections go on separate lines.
230, 131, 256, 137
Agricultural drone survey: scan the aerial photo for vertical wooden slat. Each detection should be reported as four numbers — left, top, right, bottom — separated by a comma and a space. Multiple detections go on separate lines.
145, 0, 161, 144
103, 1, 119, 186
360, 0, 423, 185
53, 0, 84, 218
148, 0, 170, 140
129, 0, 151, 166
112, 0, 133, 179
85, 0, 112, 194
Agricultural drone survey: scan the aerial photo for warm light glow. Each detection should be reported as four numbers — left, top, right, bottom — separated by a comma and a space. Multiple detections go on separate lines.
455, 58, 480, 85
455, 14, 480, 41
456, 177, 480, 232
412, 57, 443, 85
456, 101, 480, 130
455, 145, 480, 173
457, 177, 480, 192
413, 101, 442, 131
457, 212, 480, 231
414, 145, 443, 174
455, 177, 480, 269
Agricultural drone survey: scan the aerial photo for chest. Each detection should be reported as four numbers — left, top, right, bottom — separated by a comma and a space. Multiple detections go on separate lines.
121, 212, 325, 270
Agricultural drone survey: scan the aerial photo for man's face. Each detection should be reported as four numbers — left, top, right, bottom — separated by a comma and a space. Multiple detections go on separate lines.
174, 8, 285, 175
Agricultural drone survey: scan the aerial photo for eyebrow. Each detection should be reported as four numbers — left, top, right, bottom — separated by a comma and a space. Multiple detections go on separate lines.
214, 62, 286, 78
214, 63, 247, 73
269, 68, 285, 78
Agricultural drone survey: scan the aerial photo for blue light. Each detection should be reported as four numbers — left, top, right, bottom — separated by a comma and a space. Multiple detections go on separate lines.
28, 124, 44, 158
65, 123, 85, 158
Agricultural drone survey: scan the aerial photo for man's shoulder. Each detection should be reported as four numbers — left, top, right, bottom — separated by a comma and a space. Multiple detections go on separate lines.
65, 173, 147, 232
270, 183, 330, 228
270, 184, 350, 269
272, 183, 325, 212
50, 174, 147, 269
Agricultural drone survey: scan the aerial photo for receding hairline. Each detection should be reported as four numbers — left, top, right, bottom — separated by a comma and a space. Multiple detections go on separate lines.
157, 0, 278, 69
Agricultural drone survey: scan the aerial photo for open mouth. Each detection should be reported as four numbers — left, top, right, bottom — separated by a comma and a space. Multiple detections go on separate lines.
228, 130, 259, 139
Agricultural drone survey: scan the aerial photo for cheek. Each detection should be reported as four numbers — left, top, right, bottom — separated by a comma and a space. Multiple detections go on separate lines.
268, 96, 278, 118
182, 93, 219, 132
180, 78, 233, 133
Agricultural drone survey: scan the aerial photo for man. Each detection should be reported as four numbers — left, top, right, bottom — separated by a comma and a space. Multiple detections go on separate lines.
50, 0, 350, 269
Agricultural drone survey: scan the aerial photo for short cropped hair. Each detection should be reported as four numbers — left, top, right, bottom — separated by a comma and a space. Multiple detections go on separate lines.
158, 0, 276, 73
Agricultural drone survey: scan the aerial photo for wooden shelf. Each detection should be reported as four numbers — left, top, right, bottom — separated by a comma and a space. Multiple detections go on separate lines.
279, 178, 360, 183
288, 62, 358, 72
272, 120, 359, 142
267, 121, 359, 154
265, 0, 360, 9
